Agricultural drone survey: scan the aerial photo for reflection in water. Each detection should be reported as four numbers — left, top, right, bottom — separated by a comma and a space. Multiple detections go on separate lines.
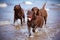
0, 23, 60, 40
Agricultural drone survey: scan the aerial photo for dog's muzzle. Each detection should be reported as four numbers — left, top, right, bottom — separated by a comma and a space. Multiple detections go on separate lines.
28, 17, 32, 21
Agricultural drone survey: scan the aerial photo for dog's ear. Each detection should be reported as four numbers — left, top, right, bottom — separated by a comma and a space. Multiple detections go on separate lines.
14, 6, 16, 11
36, 9, 39, 15
31, 8, 34, 11
38, 9, 39, 11
14, 5, 18, 11
19, 4, 20, 6
19, 4, 21, 8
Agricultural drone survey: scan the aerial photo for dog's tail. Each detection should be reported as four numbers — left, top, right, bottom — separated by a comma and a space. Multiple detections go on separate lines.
42, 2, 46, 9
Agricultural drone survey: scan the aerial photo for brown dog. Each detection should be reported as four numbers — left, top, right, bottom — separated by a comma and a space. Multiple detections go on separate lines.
38, 3, 47, 24
27, 10, 44, 36
14, 4, 25, 25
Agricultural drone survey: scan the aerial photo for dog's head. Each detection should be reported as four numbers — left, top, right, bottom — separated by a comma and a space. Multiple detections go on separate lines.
14, 4, 21, 12
27, 10, 36, 21
31, 7, 39, 16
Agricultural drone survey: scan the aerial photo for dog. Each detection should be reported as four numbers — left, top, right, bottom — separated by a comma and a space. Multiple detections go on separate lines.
14, 4, 25, 25
38, 3, 47, 24
27, 10, 44, 36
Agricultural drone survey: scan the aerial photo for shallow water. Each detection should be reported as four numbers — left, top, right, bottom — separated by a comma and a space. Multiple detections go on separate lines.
0, 0, 60, 40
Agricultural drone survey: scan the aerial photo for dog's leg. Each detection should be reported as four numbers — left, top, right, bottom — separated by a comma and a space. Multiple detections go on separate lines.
32, 25, 37, 33
23, 15, 25, 23
14, 15, 17, 23
32, 28, 35, 33
45, 18, 47, 25
44, 17, 47, 24
21, 18, 23, 26
28, 26, 31, 36
14, 17, 16, 23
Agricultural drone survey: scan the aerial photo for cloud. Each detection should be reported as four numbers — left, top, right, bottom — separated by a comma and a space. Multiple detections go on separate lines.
23, 1, 33, 5
0, 3, 8, 8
